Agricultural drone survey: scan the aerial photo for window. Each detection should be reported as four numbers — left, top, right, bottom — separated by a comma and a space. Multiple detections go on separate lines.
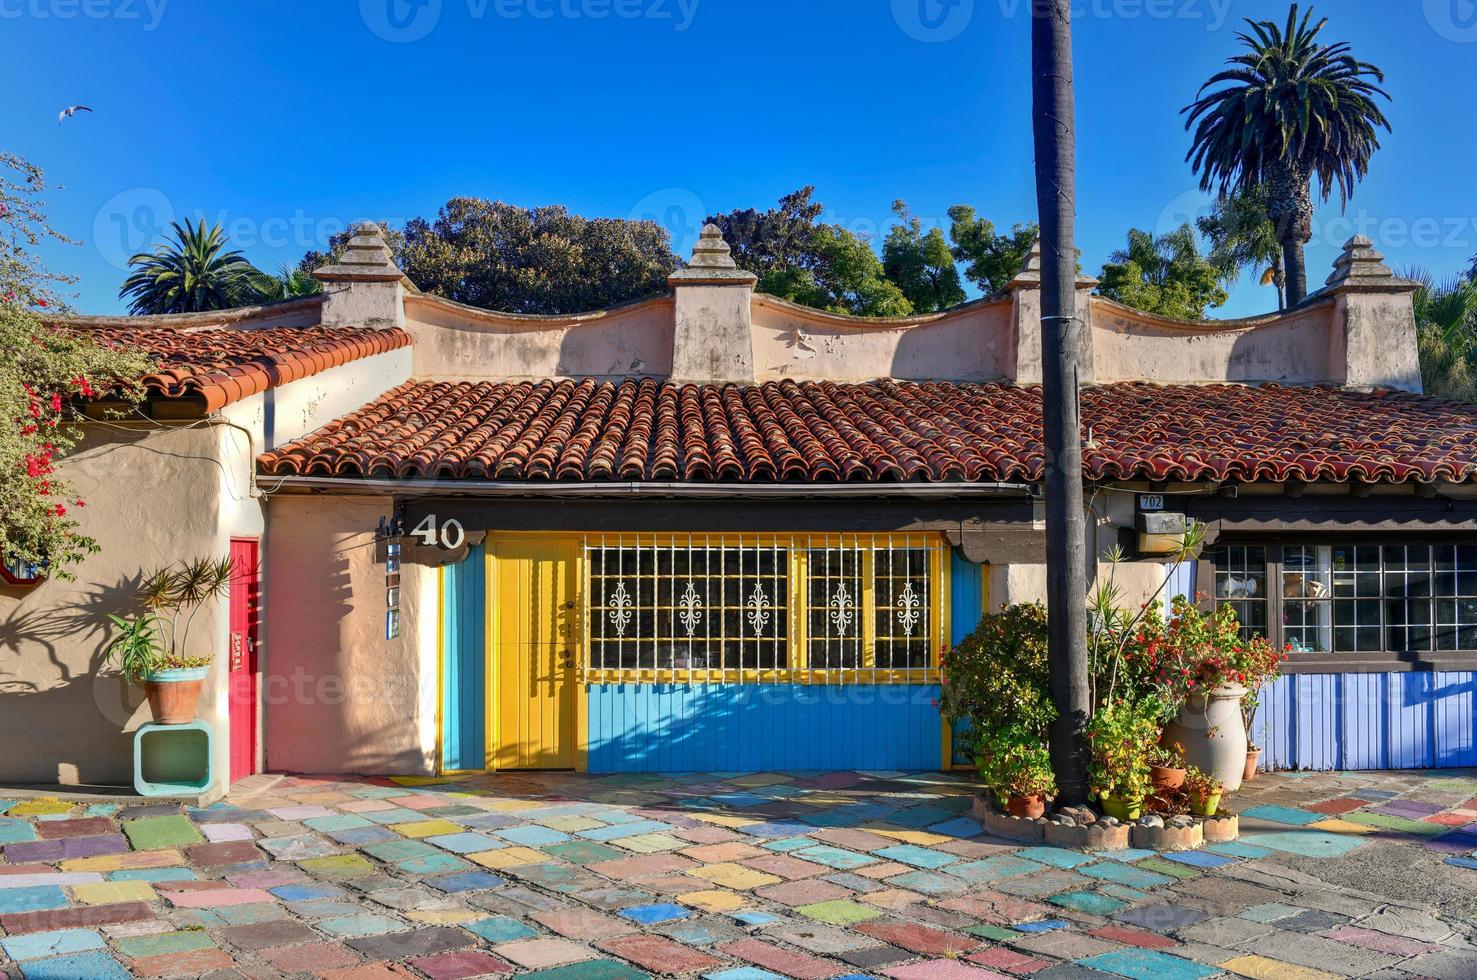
583, 534, 943, 680
1207, 542, 1477, 658
1205, 544, 1268, 639
873, 547, 932, 669
588, 541, 790, 671
806, 547, 863, 668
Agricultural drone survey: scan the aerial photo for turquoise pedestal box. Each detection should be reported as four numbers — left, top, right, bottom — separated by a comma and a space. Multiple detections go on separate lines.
133, 721, 214, 797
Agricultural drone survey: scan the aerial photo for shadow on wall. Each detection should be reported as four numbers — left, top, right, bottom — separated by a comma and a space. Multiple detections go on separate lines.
263, 507, 434, 778
0, 576, 148, 785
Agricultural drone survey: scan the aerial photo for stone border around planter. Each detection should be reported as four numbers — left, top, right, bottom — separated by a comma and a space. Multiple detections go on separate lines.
971, 793, 1239, 852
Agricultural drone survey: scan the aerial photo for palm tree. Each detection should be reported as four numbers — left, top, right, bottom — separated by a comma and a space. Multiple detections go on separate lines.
1183, 4, 1391, 307
1407, 267, 1477, 401
246, 264, 322, 303
1032, 0, 1091, 805
120, 219, 260, 315
1196, 184, 1285, 310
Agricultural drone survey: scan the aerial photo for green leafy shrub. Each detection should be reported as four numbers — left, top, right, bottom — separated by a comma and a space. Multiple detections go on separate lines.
977, 722, 1057, 803
940, 603, 1056, 751
1085, 697, 1161, 803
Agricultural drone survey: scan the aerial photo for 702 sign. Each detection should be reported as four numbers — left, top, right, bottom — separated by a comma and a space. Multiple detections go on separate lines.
408, 514, 466, 550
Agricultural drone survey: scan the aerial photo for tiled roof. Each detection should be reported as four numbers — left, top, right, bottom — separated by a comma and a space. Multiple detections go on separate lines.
256, 379, 1477, 486
73, 325, 410, 411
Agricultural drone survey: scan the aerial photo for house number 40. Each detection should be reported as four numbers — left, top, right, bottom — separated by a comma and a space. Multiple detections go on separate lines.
409, 514, 466, 550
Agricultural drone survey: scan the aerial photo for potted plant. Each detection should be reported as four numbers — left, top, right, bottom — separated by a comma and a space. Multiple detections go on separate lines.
1149, 599, 1286, 793
939, 604, 1056, 812
1087, 698, 1159, 821
1183, 764, 1223, 816
105, 557, 233, 724
1149, 742, 1187, 794
978, 723, 1056, 818
1238, 639, 1288, 781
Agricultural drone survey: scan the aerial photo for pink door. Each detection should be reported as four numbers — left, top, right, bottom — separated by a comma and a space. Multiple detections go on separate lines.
228, 538, 260, 783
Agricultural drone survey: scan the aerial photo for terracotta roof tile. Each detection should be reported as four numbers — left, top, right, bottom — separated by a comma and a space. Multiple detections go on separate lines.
257, 379, 1477, 486
69, 325, 410, 412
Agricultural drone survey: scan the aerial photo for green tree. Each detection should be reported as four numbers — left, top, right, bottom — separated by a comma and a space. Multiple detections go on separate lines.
760, 224, 912, 318
120, 219, 260, 315
710, 189, 913, 317
707, 187, 825, 278
304, 200, 678, 315
1183, 4, 1391, 307
1196, 184, 1285, 310
883, 202, 965, 313
246, 264, 322, 302
1408, 268, 1477, 402
1097, 225, 1229, 320
2, 152, 150, 578
947, 206, 1039, 295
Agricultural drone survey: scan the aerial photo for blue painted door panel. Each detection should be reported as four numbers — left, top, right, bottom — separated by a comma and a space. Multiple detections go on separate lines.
440, 544, 486, 772
586, 684, 943, 773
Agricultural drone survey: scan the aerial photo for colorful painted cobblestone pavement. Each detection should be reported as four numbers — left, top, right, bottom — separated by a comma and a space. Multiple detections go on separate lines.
3, 769, 1477, 979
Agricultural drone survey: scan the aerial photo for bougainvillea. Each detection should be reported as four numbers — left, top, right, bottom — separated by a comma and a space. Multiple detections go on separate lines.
2, 152, 150, 579
1096, 593, 1288, 724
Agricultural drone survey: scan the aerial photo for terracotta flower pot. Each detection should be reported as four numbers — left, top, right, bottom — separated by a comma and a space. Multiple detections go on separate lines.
1243, 747, 1262, 782
143, 666, 208, 724
1099, 793, 1142, 822
1006, 794, 1047, 819
1150, 765, 1186, 793
1163, 682, 1249, 793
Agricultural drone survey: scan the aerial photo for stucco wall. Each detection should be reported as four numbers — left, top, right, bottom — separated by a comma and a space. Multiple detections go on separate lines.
0, 422, 243, 786
751, 295, 1013, 383
404, 294, 675, 380
262, 494, 436, 776
221, 347, 412, 453
1089, 297, 1339, 385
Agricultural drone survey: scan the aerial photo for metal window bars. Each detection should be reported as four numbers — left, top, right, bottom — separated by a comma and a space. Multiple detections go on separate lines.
581, 533, 945, 685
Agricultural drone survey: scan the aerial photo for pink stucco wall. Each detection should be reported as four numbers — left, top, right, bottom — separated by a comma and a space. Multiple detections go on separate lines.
262, 494, 436, 777
404, 294, 675, 380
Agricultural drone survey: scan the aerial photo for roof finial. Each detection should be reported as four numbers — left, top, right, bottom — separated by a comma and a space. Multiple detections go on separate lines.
668, 223, 757, 286
1324, 235, 1415, 293
313, 221, 409, 284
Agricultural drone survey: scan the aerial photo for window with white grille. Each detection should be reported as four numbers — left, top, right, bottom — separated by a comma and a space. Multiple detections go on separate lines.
583, 534, 944, 681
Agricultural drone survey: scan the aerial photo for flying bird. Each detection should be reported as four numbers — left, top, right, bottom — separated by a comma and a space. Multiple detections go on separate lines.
58, 105, 92, 124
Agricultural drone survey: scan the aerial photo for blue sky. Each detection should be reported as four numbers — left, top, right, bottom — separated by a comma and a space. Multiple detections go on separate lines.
4, 0, 1474, 316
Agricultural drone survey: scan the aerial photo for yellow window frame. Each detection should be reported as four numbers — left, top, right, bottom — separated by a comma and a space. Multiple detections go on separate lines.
580, 532, 947, 685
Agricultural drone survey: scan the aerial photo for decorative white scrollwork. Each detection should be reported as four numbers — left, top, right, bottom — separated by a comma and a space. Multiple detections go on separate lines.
829, 581, 855, 638
678, 581, 703, 637
896, 581, 921, 637
608, 581, 633, 638
746, 582, 771, 636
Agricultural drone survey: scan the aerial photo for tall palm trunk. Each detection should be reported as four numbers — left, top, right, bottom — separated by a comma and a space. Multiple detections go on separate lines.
1031, 0, 1091, 806
1267, 161, 1314, 306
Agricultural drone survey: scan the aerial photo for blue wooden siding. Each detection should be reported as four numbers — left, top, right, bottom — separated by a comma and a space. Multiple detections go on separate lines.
948, 553, 988, 767
950, 553, 985, 644
1255, 671, 1477, 772
440, 544, 486, 772
586, 684, 943, 773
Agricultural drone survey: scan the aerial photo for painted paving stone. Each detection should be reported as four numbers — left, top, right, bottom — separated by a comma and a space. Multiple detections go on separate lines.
0, 769, 1472, 978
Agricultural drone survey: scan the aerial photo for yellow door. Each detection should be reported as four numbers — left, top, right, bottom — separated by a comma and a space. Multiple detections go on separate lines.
491, 537, 579, 769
